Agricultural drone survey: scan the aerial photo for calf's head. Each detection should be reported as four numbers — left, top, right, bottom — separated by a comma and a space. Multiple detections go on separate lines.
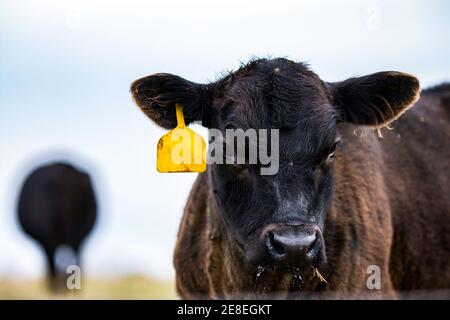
131, 58, 419, 271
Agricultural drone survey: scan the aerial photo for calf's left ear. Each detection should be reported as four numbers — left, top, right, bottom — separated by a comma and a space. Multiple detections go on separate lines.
329, 71, 420, 127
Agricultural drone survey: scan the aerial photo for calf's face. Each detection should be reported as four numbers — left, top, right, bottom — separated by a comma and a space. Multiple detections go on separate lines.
131, 58, 419, 272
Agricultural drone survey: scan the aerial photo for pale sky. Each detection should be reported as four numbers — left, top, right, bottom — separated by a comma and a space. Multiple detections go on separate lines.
0, 0, 448, 280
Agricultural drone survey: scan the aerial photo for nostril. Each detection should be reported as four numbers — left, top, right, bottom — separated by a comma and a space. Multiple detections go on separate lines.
305, 236, 320, 261
305, 230, 326, 267
265, 232, 286, 260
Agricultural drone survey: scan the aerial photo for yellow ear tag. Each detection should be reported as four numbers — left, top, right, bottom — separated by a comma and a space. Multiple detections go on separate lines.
156, 103, 206, 173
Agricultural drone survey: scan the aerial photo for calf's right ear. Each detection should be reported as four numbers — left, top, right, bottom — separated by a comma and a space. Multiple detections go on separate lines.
130, 73, 212, 129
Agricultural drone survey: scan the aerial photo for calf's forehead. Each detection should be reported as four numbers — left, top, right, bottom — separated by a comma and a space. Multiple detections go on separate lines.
217, 61, 333, 131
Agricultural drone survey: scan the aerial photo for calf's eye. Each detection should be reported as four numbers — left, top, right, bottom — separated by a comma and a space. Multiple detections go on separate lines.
316, 141, 338, 170
327, 148, 336, 161
326, 142, 337, 161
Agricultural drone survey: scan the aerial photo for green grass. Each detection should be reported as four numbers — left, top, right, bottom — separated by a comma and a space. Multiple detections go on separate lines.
0, 275, 177, 299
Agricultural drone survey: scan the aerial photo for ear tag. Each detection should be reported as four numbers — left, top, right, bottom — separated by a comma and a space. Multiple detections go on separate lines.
156, 103, 206, 173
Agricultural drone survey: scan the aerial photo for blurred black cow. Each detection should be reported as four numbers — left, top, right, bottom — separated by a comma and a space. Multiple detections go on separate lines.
17, 162, 97, 291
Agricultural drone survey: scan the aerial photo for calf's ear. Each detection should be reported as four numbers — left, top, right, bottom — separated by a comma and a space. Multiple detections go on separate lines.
130, 73, 212, 129
329, 71, 420, 127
